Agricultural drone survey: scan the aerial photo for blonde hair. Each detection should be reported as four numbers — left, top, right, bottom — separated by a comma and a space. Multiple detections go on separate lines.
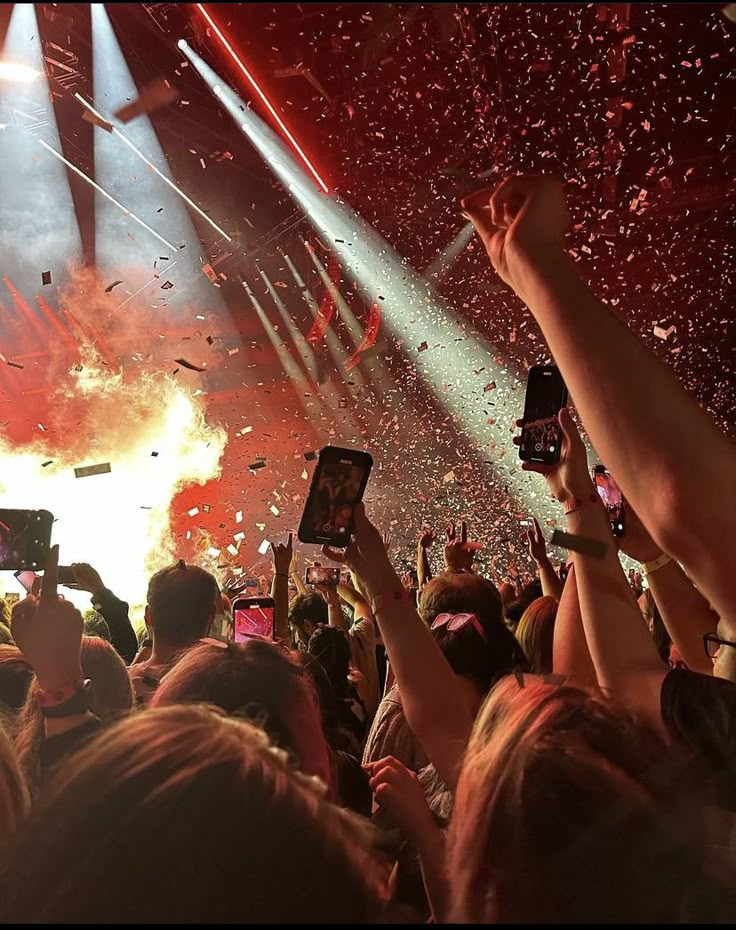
0, 722, 28, 841
515, 596, 558, 674
448, 676, 716, 922
2, 705, 388, 923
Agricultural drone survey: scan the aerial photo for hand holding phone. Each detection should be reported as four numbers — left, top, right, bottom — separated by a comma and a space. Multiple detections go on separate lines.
518, 366, 569, 466
232, 596, 275, 642
298, 446, 373, 547
305, 565, 341, 587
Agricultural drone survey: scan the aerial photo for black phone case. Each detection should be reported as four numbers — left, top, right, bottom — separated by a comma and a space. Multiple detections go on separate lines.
297, 448, 373, 547
518, 368, 568, 466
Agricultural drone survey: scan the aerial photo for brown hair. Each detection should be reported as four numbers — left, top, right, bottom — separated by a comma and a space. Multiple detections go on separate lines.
419, 574, 527, 691
146, 562, 217, 647
0, 646, 32, 716
0, 705, 388, 923
448, 676, 721, 923
150, 639, 335, 797
15, 636, 134, 796
515, 596, 558, 675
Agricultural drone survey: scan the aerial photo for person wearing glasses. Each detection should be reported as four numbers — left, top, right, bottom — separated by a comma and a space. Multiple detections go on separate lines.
704, 623, 736, 683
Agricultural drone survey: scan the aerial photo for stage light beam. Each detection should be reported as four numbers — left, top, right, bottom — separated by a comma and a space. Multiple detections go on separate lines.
180, 26, 329, 193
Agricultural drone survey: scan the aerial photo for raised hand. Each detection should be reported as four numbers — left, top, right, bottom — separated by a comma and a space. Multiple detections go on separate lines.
71, 562, 104, 594
461, 175, 570, 295
270, 533, 293, 576
11, 545, 84, 692
525, 517, 548, 564
322, 502, 396, 594
513, 408, 592, 503
364, 755, 435, 840
418, 526, 436, 549
444, 520, 481, 573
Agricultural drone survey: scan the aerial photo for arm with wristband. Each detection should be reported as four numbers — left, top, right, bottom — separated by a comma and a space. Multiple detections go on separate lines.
322, 504, 473, 792
522, 409, 667, 729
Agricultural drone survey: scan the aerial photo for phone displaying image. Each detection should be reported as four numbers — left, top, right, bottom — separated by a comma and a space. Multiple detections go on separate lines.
232, 596, 275, 642
0, 509, 53, 571
13, 570, 37, 593
592, 465, 626, 538
57, 566, 78, 587
519, 366, 569, 466
305, 565, 341, 587
298, 446, 373, 547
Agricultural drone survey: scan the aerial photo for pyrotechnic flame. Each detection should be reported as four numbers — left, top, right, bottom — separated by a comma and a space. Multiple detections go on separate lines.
0, 267, 226, 613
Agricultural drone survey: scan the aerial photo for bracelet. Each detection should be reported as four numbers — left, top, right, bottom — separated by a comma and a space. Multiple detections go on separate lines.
640, 552, 672, 577
37, 679, 85, 708
371, 588, 412, 616
37, 679, 93, 718
561, 493, 600, 515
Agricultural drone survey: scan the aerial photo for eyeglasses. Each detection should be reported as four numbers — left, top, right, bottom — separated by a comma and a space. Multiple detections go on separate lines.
703, 632, 736, 659
430, 612, 486, 641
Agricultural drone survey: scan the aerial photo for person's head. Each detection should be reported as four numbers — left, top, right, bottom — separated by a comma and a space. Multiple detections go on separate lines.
711, 614, 736, 683
0, 597, 10, 628
0, 722, 28, 841
307, 625, 352, 694
497, 582, 516, 609
449, 676, 721, 923
419, 574, 526, 695
0, 646, 32, 717
1, 706, 388, 923
515, 596, 558, 675
145, 562, 218, 649
504, 578, 544, 629
289, 593, 329, 649
150, 639, 334, 796
15, 636, 134, 796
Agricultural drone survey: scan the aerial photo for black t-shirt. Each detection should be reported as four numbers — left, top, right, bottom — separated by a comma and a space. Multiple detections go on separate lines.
661, 668, 736, 811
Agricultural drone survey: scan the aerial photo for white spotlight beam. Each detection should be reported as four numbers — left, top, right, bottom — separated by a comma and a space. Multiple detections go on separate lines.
423, 222, 475, 282
278, 248, 368, 391
38, 139, 178, 252
74, 93, 232, 242
181, 42, 562, 528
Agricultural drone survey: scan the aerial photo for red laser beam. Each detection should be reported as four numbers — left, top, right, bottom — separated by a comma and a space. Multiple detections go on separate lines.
194, 2, 330, 194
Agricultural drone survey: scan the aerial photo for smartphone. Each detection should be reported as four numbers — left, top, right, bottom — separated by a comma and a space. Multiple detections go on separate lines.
0, 509, 53, 571
518, 366, 569, 466
592, 465, 626, 537
305, 565, 341, 587
298, 446, 373, 547
57, 566, 78, 587
232, 596, 275, 642
13, 570, 37, 593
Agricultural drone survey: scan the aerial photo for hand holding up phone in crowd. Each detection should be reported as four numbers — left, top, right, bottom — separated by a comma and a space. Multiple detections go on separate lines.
10, 545, 84, 693
514, 408, 592, 502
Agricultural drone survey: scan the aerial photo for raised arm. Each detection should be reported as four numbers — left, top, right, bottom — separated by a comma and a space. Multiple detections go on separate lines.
417, 528, 435, 590
323, 505, 473, 791
72, 563, 137, 665
619, 505, 716, 676
552, 562, 599, 691
463, 176, 736, 629
526, 409, 667, 729
525, 517, 564, 600
269, 533, 293, 642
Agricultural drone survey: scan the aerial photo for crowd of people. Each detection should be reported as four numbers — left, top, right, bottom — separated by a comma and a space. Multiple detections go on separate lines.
0, 174, 734, 922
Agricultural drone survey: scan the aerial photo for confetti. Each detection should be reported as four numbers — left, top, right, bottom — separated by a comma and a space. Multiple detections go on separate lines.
74, 462, 112, 479
174, 358, 206, 372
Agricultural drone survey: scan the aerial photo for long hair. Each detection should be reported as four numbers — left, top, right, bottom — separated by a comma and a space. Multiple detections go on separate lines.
0, 722, 28, 843
515, 596, 558, 675
15, 636, 134, 796
0, 705, 388, 923
150, 639, 335, 798
448, 676, 726, 923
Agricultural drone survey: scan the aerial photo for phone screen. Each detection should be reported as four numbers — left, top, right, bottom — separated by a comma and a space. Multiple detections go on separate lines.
233, 599, 275, 642
299, 448, 373, 546
0, 510, 53, 571
519, 366, 569, 466
305, 566, 341, 586
14, 570, 37, 593
593, 467, 625, 537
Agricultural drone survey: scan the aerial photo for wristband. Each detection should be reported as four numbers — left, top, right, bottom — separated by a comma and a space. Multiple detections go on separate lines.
561, 493, 600, 515
371, 588, 412, 616
37, 679, 93, 718
641, 552, 672, 577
